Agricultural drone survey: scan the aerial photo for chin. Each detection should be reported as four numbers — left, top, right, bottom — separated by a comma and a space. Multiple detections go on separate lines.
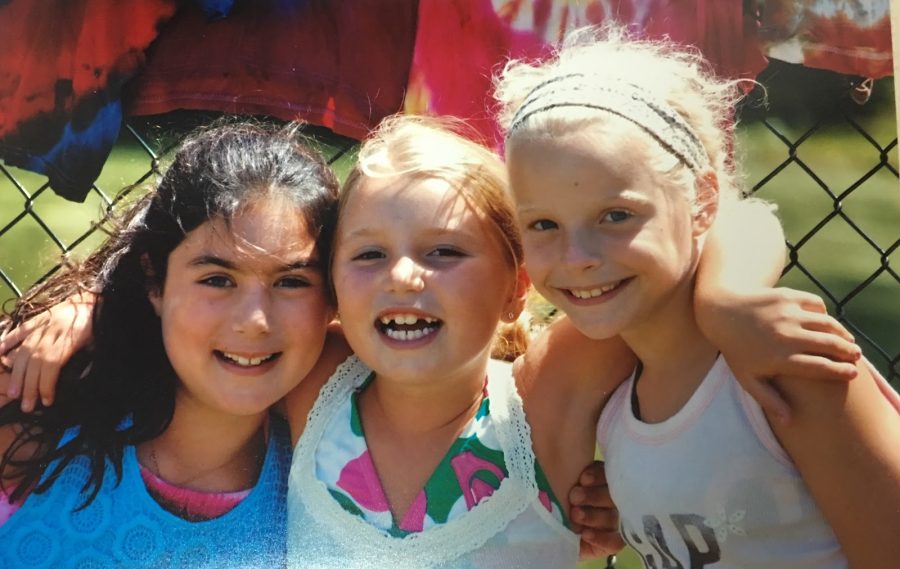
566, 315, 625, 341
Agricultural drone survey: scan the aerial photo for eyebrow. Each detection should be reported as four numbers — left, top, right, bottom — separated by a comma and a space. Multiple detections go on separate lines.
188, 255, 321, 271
340, 226, 479, 241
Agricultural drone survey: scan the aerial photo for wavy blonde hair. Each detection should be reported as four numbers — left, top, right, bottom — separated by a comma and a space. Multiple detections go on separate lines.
494, 25, 750, 206
338, 114, 528, 360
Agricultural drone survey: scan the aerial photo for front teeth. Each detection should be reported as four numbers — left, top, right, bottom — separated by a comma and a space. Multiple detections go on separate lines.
222, 352, 274, 366
571, 282, 620, 299
384, 327, 437, 341
379, 314, 437, 326
378, 313, 440, 342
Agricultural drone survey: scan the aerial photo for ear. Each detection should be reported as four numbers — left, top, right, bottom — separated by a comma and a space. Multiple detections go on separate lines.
140, 253, 163, 316
502, 265, 532, 323
692, 170, 719, 236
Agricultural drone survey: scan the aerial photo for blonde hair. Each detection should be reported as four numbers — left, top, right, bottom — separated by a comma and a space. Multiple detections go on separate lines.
338, 114, 529, 360
494, 25, 748, 206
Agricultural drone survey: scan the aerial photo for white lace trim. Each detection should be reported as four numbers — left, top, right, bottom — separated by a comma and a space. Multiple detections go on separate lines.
290, 355, 543, 566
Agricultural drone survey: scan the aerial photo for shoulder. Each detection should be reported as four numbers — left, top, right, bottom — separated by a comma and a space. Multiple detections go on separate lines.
282, 326, 354, 445
768, 358, 900, 566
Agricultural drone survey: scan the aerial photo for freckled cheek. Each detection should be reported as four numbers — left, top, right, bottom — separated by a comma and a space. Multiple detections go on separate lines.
523, 247, 553, 280
332, 268, 372, 307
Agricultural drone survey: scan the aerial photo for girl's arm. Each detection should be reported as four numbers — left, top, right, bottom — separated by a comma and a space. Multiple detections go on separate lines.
769, 361, 900, 566
279, 324, 353, 446
695, 198, 860, 422
516, 317, 634, 550
0, 292, 96, 412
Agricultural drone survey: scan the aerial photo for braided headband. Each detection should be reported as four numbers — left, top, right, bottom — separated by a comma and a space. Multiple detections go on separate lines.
506, 73, 709, 172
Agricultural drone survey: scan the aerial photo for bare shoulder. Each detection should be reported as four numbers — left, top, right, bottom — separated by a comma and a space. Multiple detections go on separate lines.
515, 317, 634, 517
0, 422, 18, 458
770, 359, 900, 566
0, 420, 41, 488
282, 326, 353, 445
516, 316, 634, 402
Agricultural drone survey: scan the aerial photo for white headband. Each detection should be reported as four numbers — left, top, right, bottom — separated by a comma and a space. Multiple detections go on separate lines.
507, 73, 709, 172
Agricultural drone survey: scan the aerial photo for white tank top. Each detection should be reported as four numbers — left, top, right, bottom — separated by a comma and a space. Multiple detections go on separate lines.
598, 356, 848, 569
287, 355, 579, 569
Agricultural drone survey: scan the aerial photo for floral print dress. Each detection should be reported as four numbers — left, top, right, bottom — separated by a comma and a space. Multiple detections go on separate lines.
315, 374, 567, 536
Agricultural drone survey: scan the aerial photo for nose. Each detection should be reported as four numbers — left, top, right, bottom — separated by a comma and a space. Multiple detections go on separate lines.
561, 228, 602, 272
232, 286, 272, 336
387, 256, 426, 293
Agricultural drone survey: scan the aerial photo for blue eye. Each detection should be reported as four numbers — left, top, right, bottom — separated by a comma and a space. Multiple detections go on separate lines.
199, 275, 233, 288
529, 219, 558, 231
603, 210, 632, 223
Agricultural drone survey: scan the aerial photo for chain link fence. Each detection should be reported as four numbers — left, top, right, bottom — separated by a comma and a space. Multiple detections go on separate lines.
1, 67, 898, 386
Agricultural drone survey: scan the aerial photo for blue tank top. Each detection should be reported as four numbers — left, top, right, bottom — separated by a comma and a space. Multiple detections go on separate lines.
0, 415, 290, 569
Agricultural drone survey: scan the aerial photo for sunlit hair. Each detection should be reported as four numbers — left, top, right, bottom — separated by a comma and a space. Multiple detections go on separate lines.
0, 120, 339, 506
494, 25, 747, 207
339, 115, 527, 360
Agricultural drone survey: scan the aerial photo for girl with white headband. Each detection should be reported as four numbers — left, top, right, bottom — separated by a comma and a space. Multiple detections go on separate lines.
496, 27, 900, 568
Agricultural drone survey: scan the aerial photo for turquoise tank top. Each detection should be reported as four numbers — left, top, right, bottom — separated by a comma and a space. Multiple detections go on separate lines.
0, 415, 290, 569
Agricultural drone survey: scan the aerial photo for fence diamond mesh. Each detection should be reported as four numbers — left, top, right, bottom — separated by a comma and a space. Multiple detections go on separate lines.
1, 74, 898, 387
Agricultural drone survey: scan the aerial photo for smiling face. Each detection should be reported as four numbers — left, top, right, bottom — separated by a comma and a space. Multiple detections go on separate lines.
332, 175, 522, 387
507, 122, 708, 341
149, 199, 334, 418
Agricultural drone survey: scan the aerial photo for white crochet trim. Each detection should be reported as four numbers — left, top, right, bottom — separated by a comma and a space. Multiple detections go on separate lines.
290, 355, 542, 567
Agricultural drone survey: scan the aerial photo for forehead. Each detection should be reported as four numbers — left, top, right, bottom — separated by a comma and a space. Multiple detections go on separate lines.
180, 200, 317, 262
506, 122, 667, 201
340, 175, 484, 229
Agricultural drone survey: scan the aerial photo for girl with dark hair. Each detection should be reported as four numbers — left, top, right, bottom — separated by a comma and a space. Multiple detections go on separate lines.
0, 121, 339, 568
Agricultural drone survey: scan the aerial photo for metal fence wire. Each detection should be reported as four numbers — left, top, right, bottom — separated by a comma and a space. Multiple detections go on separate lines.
0, 69, 898, 388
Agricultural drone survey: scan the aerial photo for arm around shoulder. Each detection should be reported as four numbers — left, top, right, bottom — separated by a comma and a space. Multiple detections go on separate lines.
281, 324, 353, 446
769, 360, 900, 568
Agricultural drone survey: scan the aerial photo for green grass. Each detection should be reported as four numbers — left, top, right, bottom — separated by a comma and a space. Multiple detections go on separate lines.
1, 108, 896, 569
735, 113, 899, 381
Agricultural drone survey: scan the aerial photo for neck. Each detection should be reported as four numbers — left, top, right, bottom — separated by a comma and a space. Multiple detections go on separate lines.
137, 393, 267, 492
363, 359, 489, 436
621, 277, 719, 422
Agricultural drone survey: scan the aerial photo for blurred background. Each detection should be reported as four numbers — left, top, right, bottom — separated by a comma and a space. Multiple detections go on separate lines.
0, 2, 897, 567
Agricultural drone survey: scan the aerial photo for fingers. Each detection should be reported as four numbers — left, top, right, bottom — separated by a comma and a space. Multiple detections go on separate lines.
571, 503, 618, 530
570, 483, 614, 510
578, 460, 608, 486
571, 460, 620, 544
799, 314, 856, 345
0, 324, 25, 356
796, 330, 860, 364
579, 530, 624, 560
7, 326, 55, 411
0, 313, 50, 355
783, 288, 827, 315
781, 353, 860, 382
20, 352, 43, 412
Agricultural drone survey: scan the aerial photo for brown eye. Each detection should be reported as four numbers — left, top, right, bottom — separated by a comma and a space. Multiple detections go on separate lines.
199, 275, 233, 288
276, 276, 311, 288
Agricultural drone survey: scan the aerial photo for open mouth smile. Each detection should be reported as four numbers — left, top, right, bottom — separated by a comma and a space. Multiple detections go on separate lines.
563, 278, 632, 302
214, 351, 281, 367
375, 312, 443, 342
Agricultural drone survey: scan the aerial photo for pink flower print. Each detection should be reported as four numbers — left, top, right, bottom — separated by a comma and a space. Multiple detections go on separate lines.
398, 490, 428, 533
450, 451, 506, 510
538, 490, 553, 513
336, 450, 390, 512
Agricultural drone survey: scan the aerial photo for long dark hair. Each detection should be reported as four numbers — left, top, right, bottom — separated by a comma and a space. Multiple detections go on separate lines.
0, 121, 339, 506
